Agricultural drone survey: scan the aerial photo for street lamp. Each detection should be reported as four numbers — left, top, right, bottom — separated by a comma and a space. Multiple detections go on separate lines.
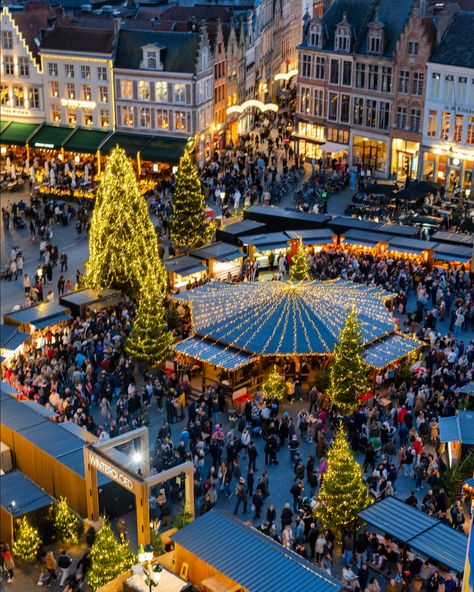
138, 544, 162, 591
219, 191, 226, 218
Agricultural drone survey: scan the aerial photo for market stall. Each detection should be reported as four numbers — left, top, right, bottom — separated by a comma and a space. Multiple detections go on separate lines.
432, 243, 472, 269
439, 411, 474, 467
190, 242, 244, 281
3, 302, 72, 333
385, 237, 436, 263
340, 229, 391, 252
242, 231, 289, 268
215, 219, 267, 246
286, 228, 336, 251
59, 287, 123, 317
0, 325, 30, 364
164, 256, 208, 292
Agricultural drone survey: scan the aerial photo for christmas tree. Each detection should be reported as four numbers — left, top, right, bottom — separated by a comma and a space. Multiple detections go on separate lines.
125, 268, 174, 366
150, 529, 165, 557
53, 497, 83, 544
261, 365, 287, 402
315, 426, 372, 537
84, 146, 165, 293
169, 149, 214, 250
12, 517, 42, 562
290, 240, 310, 281
328, 307, 368, 414
88, 519, 136, 592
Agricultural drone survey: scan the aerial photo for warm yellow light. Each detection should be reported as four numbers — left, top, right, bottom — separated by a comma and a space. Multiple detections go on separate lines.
274, 69, 298, 82
226, 100, 278, 115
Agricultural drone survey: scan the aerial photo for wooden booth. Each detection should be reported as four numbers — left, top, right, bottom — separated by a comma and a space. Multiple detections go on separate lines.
3, 302, 72, 333
59, 287, 123, 317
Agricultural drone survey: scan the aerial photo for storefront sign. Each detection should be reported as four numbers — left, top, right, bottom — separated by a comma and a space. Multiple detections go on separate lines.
0, 107, 33, 117
35, 142, 54, 148
443, 105, 474, 115
87, 451, 135, 491
60, 98, 96, 109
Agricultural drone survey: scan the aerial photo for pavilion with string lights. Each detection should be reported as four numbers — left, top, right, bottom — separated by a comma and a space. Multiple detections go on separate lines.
171, 279, 422, 393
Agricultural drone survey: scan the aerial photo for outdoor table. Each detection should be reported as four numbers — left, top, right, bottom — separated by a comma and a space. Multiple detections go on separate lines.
201, 574, 241, 592
124, 566, 187, 592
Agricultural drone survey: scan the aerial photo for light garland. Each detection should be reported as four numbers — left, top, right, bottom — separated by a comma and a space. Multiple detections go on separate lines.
226, 99, 279, 115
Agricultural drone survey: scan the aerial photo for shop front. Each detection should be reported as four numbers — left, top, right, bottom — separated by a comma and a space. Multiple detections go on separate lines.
294, 121, 325, 161
420, 146, 474, 192
391, 138, 420, 181
164, 256, 208, 293
352, 134, 389, 177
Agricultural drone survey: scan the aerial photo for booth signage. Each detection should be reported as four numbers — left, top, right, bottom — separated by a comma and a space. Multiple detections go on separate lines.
88, 451, 134, 491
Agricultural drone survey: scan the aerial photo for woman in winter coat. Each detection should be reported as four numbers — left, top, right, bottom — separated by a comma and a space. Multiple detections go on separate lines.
2, 544, 15, 583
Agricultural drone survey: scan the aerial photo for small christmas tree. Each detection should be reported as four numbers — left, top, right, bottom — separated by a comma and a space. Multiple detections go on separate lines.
125, 268, 174, 366
88, 519, 136, 592
261, 365, 287, 402
173, 505, 192, 529
53, 497, 83, 544
290, 240, 310, 281
315, 426, 372, 537
328, 307, 368, 414
169, 149, 214, 250
150, 529, 165, 557
12, 517, 42, 562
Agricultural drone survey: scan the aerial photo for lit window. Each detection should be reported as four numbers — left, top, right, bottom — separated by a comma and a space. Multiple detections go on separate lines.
66, 83, 75, 99
155, 81, 168, 102
51, 104, 61, 123
48, 63, 58, 77
120, 80, 133, 100
174, 83, 186, 103
67, 110, 76, 125
97, 67, 107, 81
65, 64, 75, 78
81, 65, 91, 80
1, 31, 13, 50
99, 86, 108, 103
175, 111, 186, 130
82, 84, 92, 101
18, 57, 29, 77
83, 109, 93, 126
156, 109, 169, 129
100, 109, 109, 128
138, 80, 150, 101
50, 81, 59, 98
122, 106, 133, 126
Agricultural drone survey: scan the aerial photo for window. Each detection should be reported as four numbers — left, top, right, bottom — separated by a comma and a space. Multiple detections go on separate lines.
51, 104, 61, 123
99, 86, 108, 103
427, 110, 437, 137
48, 63, 58, 77
175, 111, 186, 130
83, 109, 93, 126
431, 72, 440, 98
300, 87, 310, 113
353, 97, 364, 125
67, 110, 76, 125
302, 54, 312, 78
66, 83, 75, 99
50, 81, 59, 98
2, 31, 13, 50
330, 60, 339, 85
398, 70, 409, 93
328, 92, 338, 121
368, 65, 379, 90
156, 109, 169, 129
458, 76, 467, 103
122, 106, 134, 126
412, 72, 424, 96
335, 26, 351, 52
0, 85, 9, 106
340, 94, 350, 123
445, 74, 454, 101
147, 50, 157, 70
408, 41, 419, 56
396, 106, 407, 129
139, 107, 152, 128
100, 109, 109, 128
381, 66, 392, 93
368, 31, 382, 54
97, 67, 107, 81
454, 114, 463, 142
120, 79, 133, 100
4, 56, 14, 76
18, 57, 29, 77
313, 88, 324, 117
12, 86, 25, 108
441, 111, 450, 139
65, 64, 74, 78
315, 57, 325, 79
365, 99, 377, 128
355, 63, 366, 88
342, 61, 352, 86
81, 65, 91, 80
82, 84, 92, 101
138, 80, 150, 101
310, 26, 321, 47
174, 83, 186, 103
467, 116, 474, 144
155, 81, 168, 102
378, 101, 390, 130
410, 108, 421, 132
201, 46, 209, 70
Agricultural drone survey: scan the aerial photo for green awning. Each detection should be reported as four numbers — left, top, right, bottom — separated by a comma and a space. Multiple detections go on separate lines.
100, 132, 188, 164
62, 128, 111, 154
0, 121, 9, 133
30, 125, 75, 150
0, 122, 41, 146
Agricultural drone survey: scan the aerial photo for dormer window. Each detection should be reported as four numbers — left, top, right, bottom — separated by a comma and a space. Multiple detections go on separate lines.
335, 26, 351, 52
368, 29, 383, 54
201, 46, 209, 70
310, 23, 322, 48
140, 44, 164, 71
147, 50, 157, 70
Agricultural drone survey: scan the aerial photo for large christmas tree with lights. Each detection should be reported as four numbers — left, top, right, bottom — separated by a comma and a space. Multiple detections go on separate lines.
53, 497, 83, 544
12, 517, 42, 561
328, 308, 368, 414
88, 519, 135, 592
84, 146, 164, 292
125, 268, 174, 366
169, 149, 214, 249
261, 365, 287, 402
315, 426, 372, 536
290, 240, 310, 281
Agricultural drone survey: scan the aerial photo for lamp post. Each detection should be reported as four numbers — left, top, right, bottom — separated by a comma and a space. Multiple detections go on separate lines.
220, 190, 226, 219
138, 544, 162, 592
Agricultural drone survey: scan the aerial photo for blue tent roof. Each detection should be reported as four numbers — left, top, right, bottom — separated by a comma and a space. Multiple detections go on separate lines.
174, 280, 395, 356
1, 397, 48, 432
1, 470, 54, 516
175, 336, 253, 370
363, 333, 422, 368
171, 510, 340, 592
439, 412, 474, 444
0, 325, 29, 350
410, 523, 467, 573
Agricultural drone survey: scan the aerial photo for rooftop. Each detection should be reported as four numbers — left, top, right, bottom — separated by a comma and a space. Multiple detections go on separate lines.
40, 25, 115, 54
430, 12, 474, 69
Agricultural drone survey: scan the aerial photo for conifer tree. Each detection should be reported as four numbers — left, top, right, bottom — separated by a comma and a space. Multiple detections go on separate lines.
261, 365, 287, 402
125, 268, 174, 366
53, 497, 83, 544
328, 308, 368, 414
290, 240, 310, 281
88, 519, 135, 592
169, 149, 214, 249
315, 426, 372, 536
12, 517, 42, 562
84, 146, 164, 292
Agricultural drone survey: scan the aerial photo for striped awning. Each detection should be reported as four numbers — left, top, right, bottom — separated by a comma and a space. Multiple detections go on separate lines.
343, 239, 378, 247
175, 336, 253, 370
434, 253, 470, 263
363, 333, 422, 368
386, 246, 423, 255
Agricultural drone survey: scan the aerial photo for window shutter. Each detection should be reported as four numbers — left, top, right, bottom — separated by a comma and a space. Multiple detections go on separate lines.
116, 79, 121, 99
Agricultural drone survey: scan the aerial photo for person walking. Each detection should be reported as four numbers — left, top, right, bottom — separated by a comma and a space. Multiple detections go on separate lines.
44, 550, 57, 585
1, 544, 15, 583
60, 252, 68, 272
234, 477, 248, 516
58, 549, 72, 586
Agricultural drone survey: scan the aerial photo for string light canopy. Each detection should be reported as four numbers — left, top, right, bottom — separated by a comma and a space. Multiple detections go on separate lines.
226, 100, 279, 116
173, 279, 399, 357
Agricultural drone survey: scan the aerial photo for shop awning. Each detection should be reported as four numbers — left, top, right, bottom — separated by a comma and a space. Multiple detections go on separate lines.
286, 229, 335, 246
175, 336, 253, 370
1, 470, 54, 516
0, 122, 41, 146
243, 232, 290, 250
164, 255, 207, 277
439, 412, 474, 444
363, 333, 422, 368
32, 312, 72, 330
30, 125, 75, 150
435, 253, 470, 263
343, 238, 378, 247
62, 128, 112, 154
386, 246, 423, 255
100, 132, 188, 164
0, 325, 29, 351
3, 302, 72, 330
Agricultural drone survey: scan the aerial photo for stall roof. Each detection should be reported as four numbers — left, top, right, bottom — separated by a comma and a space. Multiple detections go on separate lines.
1, 470, 54, 516
439, 412, 474, 444
432, 231, 474, 247
0, 325, 29, 350
30, 125, 75, 150
363, 333, 422, 368
458, 383, 474, 394
218, 220, 267, 237
164, 255, 207, 276
57, 449, 109, 485
0, 122, 41, 146
242, 232, 290, 248
18, 421, 86, 459
59, 288, 122, 308
410, 523, 467, 573
286, 229, 335, 245
174, 336, 253, 370
171, 510, 340, 592
0, 381, 19, 398
374, 223, 419, 238
3, 302, 71, 328
0, 397, 48, 432
329, 216, 380, 232
433, 243, 472, 260
387, 237, 436, 252
62, 128, 111, 154
244, 205, 330, 231
33, 313, 72, 329
190, 242, 243, 262
100, 132, 188, 164
343, 229, 392, 244
20, 400, 58, 418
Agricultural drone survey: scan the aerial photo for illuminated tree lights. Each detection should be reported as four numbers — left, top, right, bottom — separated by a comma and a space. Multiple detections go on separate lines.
261, 365, 287, 402
290, 241, 310, 281
53, 497, 83, 544
125, 268, 174, 366
328, 308, 368, 414
84, 146, 164, 293
13, 516, 42, 562
315, 426, 373, 535
88, 518, 136, 592
169, 149, 214, 250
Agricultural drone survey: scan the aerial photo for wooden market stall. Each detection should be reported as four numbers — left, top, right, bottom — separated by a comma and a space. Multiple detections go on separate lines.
3, 302, 72, 332
59, 287, 123, 317
164, 255, 208, 293
190, 242, 244, 281
439, 411, 474, 467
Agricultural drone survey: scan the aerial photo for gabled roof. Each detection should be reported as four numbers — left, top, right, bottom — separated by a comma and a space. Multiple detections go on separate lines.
115, 29, 200, 73
40, 25, 115, 54
430, 12, 474, 69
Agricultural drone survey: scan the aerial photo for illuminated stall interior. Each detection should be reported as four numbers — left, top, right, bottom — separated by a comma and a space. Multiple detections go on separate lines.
243, 232, 290, 268
190, 242, 244, 281
286, 228, 336, 253
432, 243, 472, 270
0, 326, 30, 367
165, 255, 208, 293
